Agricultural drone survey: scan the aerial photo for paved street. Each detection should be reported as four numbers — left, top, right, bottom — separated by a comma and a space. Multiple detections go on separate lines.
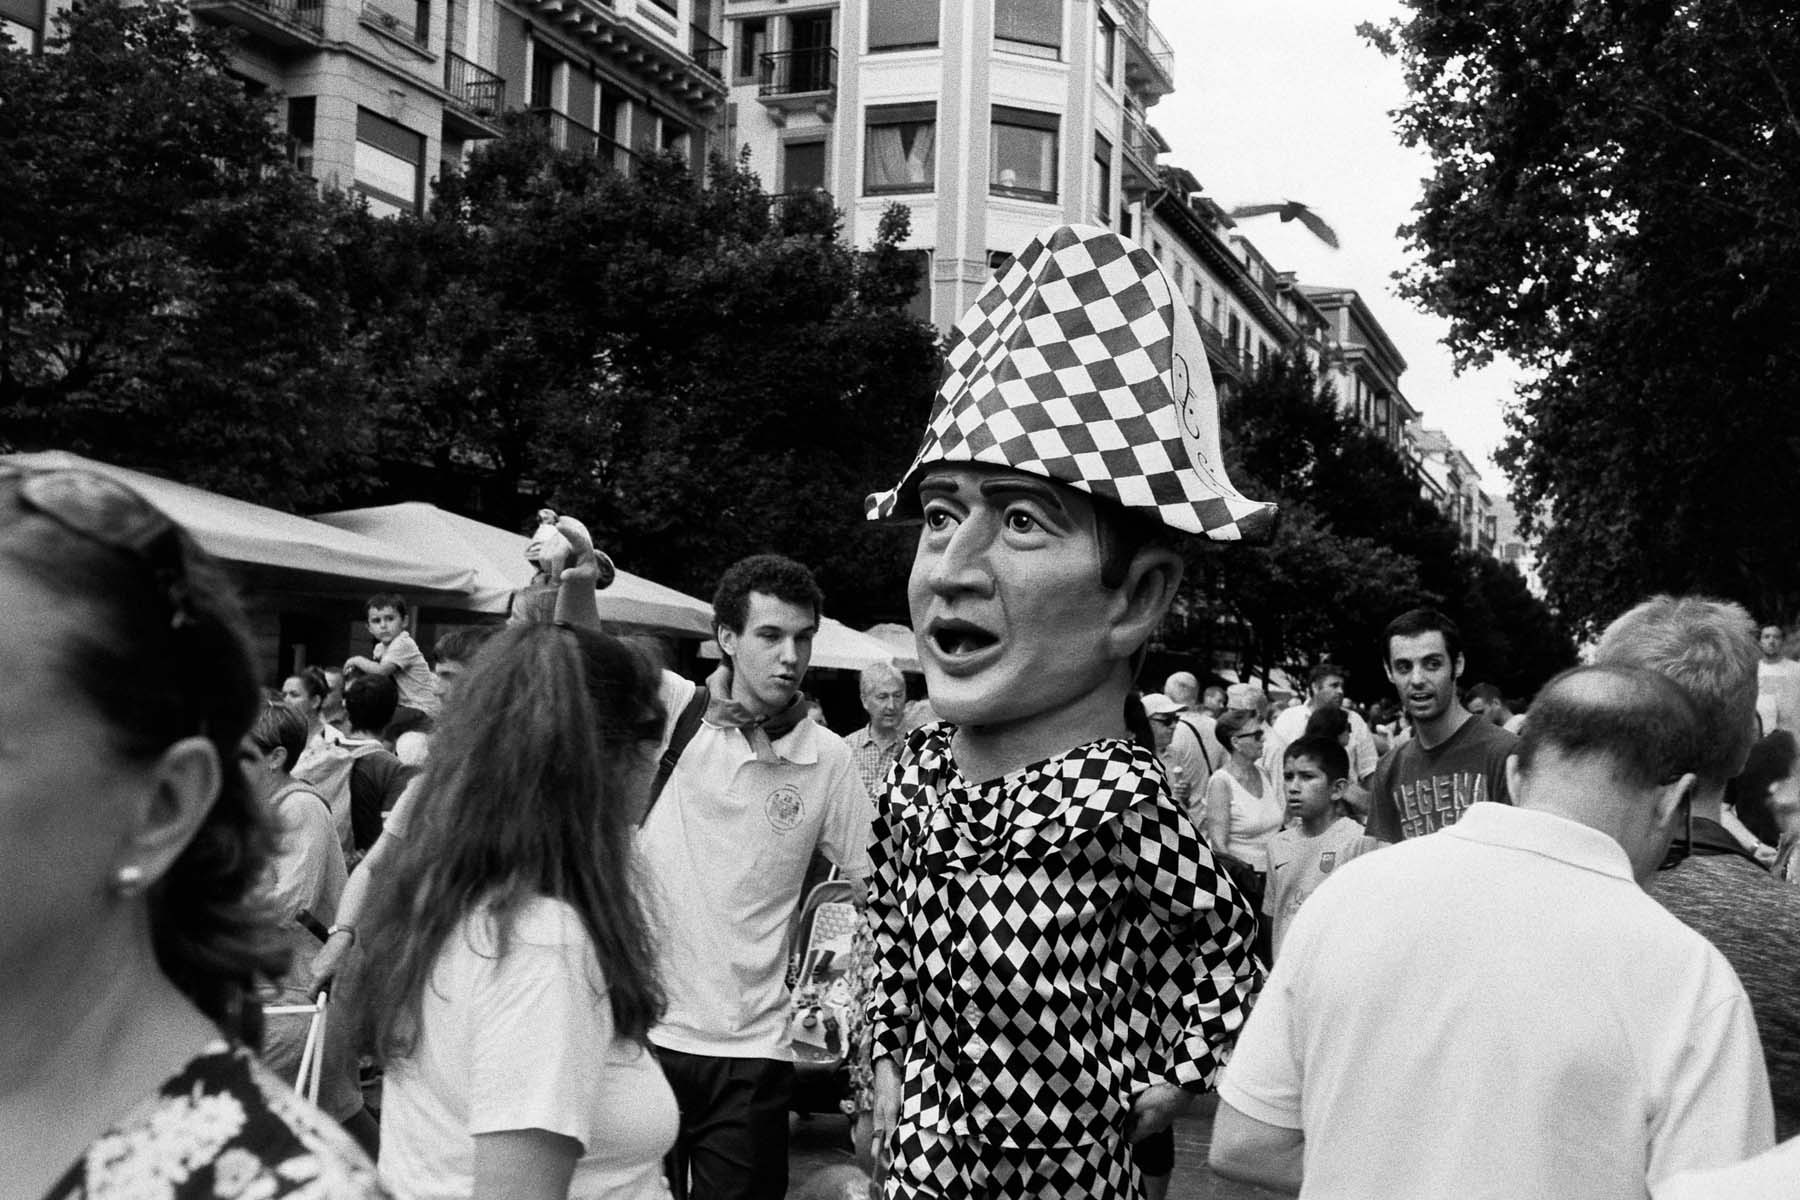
789, 1095, 1286, 1200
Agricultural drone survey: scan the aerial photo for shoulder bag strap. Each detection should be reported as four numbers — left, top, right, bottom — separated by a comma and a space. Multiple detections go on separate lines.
641, 683, 710, 828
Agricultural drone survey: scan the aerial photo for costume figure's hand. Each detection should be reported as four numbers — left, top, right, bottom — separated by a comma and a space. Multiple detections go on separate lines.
550, 513, 615, 630
1128, 1082, 1192, 1143
871, 1057, 901, 1182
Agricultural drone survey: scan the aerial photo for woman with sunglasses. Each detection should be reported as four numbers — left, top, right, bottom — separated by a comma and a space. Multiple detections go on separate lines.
1203, 707, 1285, 959
0, 467, 384, 1197
359, 622, 676, 1200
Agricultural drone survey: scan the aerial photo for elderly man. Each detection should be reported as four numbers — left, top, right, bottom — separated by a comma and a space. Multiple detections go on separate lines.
1598, 596, 1800, 1138
845, 661, 908, 797
1211, 664, 1774, 1197
1163, 670, 1200, 709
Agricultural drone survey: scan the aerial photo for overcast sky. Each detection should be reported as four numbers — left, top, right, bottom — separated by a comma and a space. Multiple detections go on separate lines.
1152, 1, 1519, 482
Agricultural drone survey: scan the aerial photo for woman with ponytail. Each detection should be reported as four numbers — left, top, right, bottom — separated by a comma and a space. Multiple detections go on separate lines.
361, 621, 675, 1200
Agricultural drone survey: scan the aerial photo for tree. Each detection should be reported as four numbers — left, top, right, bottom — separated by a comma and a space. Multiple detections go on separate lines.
0, 0, 376, 507
1166, 350, 1574, 702
1363, 3, 1800, 635
357, 133, 941, 626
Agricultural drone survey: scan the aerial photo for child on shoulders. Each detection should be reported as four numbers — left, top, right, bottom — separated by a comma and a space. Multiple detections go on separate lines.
343, 592, 440, 739
1265, 735, 1381, 961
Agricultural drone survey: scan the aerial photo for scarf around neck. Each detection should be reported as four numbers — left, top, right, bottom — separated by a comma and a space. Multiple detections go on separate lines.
704, 663, 810, 762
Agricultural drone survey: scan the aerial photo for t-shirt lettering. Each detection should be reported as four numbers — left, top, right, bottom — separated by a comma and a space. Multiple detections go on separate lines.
1367, 715, 1517, 843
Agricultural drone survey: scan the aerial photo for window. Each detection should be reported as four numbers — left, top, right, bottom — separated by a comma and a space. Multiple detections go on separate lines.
990, 106, 1057, 202
869, 0, 938, 51
782, 139, 826, 192
865, 102, 935, 194
1095, 9, 1115, 84
995, 0, 1060, 59
1173, 261, 1185, 291
530, 46, 562, 110
2, 8, 38, 51
988, 250, 1016, 272
735, 17, 766, 82
288, 97, 317, 177
1092, 134, 1112, 226
903, 250, 932, 323
354, 108, 425, 217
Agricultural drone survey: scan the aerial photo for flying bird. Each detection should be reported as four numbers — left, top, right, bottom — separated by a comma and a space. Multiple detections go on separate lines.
1225, 201, 1340, 249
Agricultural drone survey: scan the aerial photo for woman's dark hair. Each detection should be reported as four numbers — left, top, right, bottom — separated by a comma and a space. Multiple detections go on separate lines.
1216, 707, 1261, 749
1729, 730, 1799, 848
0, 475, 285, 1040
287, 666, 329, 712
250, 700, 309, 769
1303, 706, 1351, 743
1123, 692, 1156, 754
360, 622, 669, 1058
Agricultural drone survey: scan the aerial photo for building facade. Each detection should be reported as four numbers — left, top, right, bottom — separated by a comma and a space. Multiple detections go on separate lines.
719, 0, 1176, 328
22, 0, 728, 215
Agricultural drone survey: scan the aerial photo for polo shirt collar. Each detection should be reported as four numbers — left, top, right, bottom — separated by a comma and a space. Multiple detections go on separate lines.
703, 710, 823, 766
1442, 801, 1635, 882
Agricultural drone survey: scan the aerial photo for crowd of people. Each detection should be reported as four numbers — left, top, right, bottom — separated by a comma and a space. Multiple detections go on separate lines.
12, 220, 1800, 1200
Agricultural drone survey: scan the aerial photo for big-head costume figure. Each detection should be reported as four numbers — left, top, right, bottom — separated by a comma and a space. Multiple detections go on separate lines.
861, 225, 1273, 1199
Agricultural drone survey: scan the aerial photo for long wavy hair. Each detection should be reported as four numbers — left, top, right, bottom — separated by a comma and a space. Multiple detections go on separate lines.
359, 622, 668, 1059
0, 474, 285, 1042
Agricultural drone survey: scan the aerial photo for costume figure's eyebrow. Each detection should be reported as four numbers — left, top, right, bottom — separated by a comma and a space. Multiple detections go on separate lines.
916, 471, 965, 498
977, 474, 1068, 513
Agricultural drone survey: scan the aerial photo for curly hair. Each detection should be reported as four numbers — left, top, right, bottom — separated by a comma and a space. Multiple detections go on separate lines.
0, 474, 285, 1042
359, 622, 669, 1059
712, 553, 824, 635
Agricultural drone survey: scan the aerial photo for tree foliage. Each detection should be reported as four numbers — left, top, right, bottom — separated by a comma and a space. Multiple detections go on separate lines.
0, 0, 376, 507
1364, 2, 1800, 634
1165, 351, 1574, 702
357, 133, 941, 626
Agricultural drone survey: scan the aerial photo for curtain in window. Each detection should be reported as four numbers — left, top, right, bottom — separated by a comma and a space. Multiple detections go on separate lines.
868, 122, 934, 189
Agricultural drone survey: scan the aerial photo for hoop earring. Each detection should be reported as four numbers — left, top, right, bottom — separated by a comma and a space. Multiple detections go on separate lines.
111, 863, 147, 897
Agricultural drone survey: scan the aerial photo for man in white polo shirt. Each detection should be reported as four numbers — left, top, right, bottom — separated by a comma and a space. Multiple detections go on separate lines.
1209, 664, 1774, 1198
640, 553, 871, 1200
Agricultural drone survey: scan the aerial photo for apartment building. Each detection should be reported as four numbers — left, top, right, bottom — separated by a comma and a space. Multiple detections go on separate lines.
1299, 284, 1419, 455
20, 0, 728, 215
720, 0, 1176, 327
1411, 425, 1493, 552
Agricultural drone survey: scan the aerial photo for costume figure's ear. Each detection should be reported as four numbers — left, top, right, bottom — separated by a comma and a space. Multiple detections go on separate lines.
1102, 542, 1185, 664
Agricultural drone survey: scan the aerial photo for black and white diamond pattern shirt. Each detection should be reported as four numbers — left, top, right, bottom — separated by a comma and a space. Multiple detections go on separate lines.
867, 723, 1262, 1150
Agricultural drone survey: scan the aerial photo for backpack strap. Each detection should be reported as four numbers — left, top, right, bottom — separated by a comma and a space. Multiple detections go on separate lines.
642, 683, 710, 828
1178, 713, 1216, 773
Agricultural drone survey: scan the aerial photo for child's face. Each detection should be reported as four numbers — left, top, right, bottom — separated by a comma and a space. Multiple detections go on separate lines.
367, 605, 404, 644
1284, 754, 1344, 825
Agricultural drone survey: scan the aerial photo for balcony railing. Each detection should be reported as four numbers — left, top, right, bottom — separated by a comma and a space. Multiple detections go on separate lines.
690, 23, 725, 77
192, 0, 323, 41
770, 188, 836, 232
1117, 0, 1174, 98
525, 108, 639, 173
446, 52, 504, 118
759, 47, 837, 97
362, 0, 425, 43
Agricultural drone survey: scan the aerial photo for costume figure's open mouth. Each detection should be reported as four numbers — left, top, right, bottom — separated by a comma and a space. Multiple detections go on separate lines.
929, 619, 1000, 658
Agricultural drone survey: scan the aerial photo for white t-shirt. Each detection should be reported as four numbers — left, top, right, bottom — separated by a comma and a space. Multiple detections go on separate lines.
641, 671, 872, 1060
1654, 1136, 1800, 1200
380, 898, 676, 1200
1264, 703, 1378, 783
1220, 802, 1774, 1199
376, 630, 441, 716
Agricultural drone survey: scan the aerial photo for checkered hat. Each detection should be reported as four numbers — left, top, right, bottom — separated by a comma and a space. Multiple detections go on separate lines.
865, 224, 1276, 540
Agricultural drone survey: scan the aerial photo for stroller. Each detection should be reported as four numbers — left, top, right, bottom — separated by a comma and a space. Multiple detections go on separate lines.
786, 873, 862, 1114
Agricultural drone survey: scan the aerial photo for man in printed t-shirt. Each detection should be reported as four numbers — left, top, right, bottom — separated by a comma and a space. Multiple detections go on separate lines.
1366, 608, 1516, 842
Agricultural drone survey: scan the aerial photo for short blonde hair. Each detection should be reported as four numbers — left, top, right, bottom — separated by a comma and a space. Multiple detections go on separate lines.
1594, 594, 1759, 782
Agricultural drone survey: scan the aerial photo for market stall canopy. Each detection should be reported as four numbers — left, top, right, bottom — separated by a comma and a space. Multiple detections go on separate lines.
0, 451, 477, 599
862, 622, 922, 673
311, 502, 715, 637
698, 615, 900, 672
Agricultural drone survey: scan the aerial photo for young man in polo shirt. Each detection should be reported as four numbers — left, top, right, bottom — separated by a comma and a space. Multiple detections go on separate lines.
1365, 608, 1516, 842
640, 554, 871, 1200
